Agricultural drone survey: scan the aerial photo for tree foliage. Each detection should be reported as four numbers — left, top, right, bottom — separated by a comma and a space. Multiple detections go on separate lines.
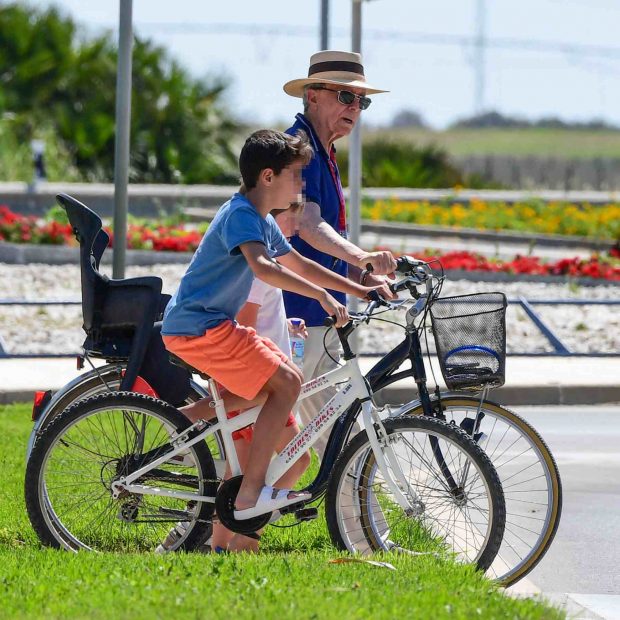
0, 4, 239, 183
338, 140, 464, 188
451, 110, 620, 131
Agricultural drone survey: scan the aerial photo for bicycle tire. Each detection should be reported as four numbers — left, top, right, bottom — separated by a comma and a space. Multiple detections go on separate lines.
27, 364, 223, 461
25, 392, 217, 552
31, 364, 206, 435
326, 416, 506, 571
402, 396, 562, 586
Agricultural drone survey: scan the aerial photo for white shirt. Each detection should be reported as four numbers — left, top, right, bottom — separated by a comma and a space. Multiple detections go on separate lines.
247, 278, 291, 358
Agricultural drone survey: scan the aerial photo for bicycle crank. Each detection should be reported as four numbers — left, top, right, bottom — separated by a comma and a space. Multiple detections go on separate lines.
215, 475, 271, 535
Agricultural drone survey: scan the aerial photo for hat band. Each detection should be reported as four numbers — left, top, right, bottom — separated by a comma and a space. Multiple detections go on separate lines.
308, 60, 364, 77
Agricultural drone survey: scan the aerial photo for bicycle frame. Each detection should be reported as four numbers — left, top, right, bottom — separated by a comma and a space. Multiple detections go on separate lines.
112, 349, 417, 513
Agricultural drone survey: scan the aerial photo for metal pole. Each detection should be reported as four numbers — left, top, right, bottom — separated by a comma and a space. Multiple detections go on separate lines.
348, 0, 363, 349
112, 0, 133, 279
320, 0, 329, 50
349, 0, 362, 251
474, 0, 486, 115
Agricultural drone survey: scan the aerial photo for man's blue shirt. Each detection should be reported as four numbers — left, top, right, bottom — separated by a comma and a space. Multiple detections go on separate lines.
284, 114, 348, 326
162, 193, 291, 336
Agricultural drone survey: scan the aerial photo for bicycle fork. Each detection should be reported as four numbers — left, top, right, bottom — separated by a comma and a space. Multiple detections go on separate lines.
360, 401, 425, 516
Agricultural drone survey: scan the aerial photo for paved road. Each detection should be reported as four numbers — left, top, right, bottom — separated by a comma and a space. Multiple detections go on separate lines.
513, 405, 620, 596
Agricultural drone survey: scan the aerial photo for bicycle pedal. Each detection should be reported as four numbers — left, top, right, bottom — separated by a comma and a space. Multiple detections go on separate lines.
279, 501, 307, 516
294, 508, 318, 522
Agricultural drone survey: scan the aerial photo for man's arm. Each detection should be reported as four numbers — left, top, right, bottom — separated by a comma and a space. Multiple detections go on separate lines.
276, 248, 377, 299
291, 202, 397, 275
239, 242, 349, 326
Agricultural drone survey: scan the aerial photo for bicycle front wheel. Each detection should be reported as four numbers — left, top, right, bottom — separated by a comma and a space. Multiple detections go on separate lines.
326, 416, 506, 571
403, 397, 562, 586
25, 392, 217, 552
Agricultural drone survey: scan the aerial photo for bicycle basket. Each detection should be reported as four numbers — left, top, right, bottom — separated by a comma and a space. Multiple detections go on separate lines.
430, 292, 507, 391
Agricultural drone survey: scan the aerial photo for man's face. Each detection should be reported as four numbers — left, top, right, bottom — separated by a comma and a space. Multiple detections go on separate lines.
311, 85, 367, 140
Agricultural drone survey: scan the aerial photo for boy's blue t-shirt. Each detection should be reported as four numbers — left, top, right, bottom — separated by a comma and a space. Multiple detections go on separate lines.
162, 193, 291, 336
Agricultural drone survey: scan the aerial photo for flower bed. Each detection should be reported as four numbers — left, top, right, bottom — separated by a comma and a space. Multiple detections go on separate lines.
0, 205, 205, 253
375, 248, 620, 281
362, 198, 620, 240
2, 204, 619, 280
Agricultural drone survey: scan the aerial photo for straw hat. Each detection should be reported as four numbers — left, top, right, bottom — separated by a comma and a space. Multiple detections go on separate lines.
283, 50, 388, 98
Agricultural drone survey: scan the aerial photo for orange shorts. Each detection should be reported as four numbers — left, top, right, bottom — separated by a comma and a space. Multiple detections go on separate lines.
163, 321, 296, 442
163, 320, 287, 401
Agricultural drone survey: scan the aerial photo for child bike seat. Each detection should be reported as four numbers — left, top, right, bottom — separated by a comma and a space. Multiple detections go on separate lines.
56, 193, 163, 391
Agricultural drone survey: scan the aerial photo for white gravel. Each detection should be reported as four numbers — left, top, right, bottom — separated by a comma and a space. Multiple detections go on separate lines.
0, 263, 618, 356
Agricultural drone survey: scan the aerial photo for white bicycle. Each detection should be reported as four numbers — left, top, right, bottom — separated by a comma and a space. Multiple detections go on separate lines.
25, 259, 506, 570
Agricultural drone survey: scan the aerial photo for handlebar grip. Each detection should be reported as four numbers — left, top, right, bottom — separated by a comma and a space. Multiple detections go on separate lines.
365, 263, 374, 273
323, 315, 336, 328
395, 256, 414, 274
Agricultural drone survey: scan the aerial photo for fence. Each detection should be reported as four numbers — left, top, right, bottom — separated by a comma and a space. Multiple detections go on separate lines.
455, 155, 620, 191
0, 298, 618, 359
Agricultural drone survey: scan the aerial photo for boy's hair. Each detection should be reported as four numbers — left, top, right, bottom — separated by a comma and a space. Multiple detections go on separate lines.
239, 129, 313, 190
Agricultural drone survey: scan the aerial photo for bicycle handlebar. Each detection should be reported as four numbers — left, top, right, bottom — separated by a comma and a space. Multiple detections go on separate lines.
324, 256, 438, 329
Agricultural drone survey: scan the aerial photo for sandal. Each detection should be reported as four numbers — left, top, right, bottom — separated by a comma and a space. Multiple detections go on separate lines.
234, 486, 311, 520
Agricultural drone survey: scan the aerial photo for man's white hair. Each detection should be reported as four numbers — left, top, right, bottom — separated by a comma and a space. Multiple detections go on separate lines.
303, 83, 324, 113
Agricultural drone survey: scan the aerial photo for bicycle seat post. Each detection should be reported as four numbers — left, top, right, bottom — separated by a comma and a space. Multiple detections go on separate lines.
208, 378, 241, 475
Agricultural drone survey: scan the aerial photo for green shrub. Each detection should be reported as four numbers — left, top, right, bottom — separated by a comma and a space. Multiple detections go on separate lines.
0, 121, 82, 182
337, 139, 466, 188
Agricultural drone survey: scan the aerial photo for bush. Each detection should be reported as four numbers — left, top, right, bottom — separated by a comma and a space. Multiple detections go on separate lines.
363, 197, 620, 240
338, 140, 465, 188
0, 121, 82, 182
0, 4, 239, 184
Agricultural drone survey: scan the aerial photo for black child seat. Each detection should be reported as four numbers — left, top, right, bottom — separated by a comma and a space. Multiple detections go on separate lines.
57, 193, 166, 392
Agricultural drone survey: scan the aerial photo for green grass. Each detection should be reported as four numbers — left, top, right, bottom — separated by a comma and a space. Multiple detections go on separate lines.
1, 404, 563, 620
361, 127, 620, 159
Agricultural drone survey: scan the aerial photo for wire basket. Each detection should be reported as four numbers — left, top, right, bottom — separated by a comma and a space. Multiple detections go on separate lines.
430, 292, 507, 391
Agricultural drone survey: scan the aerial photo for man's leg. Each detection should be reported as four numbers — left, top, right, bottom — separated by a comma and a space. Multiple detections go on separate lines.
297, 326, 343, 460
298, 328, 372, 551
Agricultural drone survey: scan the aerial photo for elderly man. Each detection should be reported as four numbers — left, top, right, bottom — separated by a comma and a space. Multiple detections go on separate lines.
281, 50, 396, 458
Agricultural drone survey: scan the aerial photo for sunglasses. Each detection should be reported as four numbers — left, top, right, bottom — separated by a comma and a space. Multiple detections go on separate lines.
312, 86, 372, 110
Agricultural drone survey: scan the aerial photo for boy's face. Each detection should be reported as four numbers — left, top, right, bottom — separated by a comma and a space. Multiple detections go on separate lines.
267, 159, 304, 210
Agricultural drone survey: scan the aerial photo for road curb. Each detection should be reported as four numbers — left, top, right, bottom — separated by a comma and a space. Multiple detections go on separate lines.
373, 382, 620, 407
3, 383, 619, 407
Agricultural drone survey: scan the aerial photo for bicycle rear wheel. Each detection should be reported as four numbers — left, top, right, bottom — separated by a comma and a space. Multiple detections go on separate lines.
326, 416, 506, 571
25, 392, 217, 552
402, 397, 562, 586
28, 364, 219, 459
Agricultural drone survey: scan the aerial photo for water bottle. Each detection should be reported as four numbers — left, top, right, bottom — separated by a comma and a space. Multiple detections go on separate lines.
289, 318, 305, 370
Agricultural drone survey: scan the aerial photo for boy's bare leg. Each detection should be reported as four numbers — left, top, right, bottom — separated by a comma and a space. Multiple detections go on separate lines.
179, 391, 268, 424
211, 438, 256, 552
227, 422, 311, 553
234, 363, 301, 512
273, 423, 311, 489
179, 354, 302, 424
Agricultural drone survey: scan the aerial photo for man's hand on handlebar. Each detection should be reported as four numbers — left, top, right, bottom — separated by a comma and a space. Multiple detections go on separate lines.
358, 250, 397, 276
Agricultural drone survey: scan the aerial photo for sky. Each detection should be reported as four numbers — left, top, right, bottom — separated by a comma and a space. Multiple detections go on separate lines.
25, 0, 620, 129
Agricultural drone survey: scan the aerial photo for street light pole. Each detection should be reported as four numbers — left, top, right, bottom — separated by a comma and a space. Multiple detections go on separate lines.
348, 0, 363, 349
112, 0, 133, 279
320, 0, 329, 50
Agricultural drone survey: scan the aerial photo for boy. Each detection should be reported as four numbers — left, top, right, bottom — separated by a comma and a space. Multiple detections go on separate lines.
162, 129, 378, 523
